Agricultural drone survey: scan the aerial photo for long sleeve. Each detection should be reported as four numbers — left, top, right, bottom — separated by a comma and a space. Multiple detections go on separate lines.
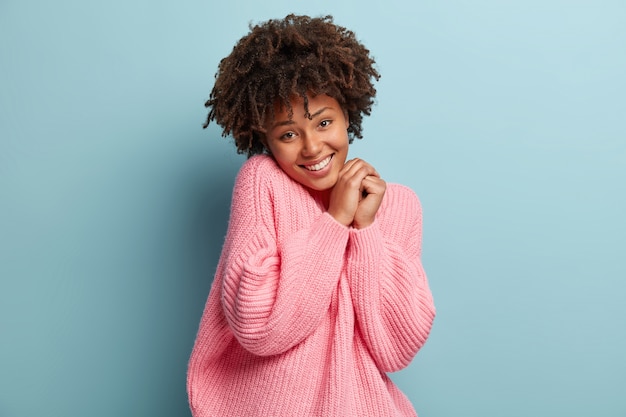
346, 185, 435, 372
188, 160, 434, 417
219, 156, 350, 356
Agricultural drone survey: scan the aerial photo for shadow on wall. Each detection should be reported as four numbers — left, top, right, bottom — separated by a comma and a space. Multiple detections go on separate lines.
178, 131, 242, 348
127, 127, 243, 416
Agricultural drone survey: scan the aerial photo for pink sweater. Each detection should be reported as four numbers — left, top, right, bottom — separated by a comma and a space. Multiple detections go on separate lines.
187, 155, 435, 417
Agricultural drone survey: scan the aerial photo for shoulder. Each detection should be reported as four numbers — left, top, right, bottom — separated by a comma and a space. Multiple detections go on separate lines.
237, 154, 284, 182
382, 183, 422, 215
376, 183, 423, 238
234, 154, 292, 192
232, 154, 298, 209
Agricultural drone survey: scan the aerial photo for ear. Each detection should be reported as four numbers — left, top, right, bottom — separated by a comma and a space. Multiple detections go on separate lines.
343, 110, 350, 129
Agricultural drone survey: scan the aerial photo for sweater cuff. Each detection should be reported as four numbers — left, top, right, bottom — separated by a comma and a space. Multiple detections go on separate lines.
348, 219, 384, 259
315, 212, 351, 251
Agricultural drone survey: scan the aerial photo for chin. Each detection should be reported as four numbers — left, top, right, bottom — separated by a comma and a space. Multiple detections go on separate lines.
310, 180, 337, 192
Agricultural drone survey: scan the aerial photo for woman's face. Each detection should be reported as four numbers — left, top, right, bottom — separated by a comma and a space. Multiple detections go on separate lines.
264, 94, 350, 192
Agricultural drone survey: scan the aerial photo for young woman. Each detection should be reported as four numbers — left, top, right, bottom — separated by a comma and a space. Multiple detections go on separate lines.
187, 14, 436, 417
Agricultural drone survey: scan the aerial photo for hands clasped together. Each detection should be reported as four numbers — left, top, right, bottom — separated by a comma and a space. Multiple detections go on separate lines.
328, 158, 386, 229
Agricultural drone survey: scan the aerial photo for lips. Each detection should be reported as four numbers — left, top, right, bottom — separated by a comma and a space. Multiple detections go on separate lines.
302, 154, 333, 172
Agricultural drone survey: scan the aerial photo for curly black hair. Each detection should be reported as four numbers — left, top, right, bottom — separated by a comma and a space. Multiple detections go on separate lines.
203, 14, 381, 157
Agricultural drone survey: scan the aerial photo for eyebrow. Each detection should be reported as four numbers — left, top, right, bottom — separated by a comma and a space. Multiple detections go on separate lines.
270, 106, 332, 130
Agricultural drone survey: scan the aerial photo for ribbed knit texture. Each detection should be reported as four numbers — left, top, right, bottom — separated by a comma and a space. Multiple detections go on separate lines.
187, 155, 436, 417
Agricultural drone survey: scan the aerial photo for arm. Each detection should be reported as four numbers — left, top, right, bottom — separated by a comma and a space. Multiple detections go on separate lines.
347, 187, 435, 372
220, 157, 350, 356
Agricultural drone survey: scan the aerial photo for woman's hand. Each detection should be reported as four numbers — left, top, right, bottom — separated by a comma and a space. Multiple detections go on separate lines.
328, 159, 386, 228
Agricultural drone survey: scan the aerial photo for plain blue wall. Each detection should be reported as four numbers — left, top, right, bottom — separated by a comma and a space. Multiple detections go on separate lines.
1, 0, 625, 416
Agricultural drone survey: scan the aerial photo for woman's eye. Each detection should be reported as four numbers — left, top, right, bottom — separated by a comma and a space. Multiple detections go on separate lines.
319, 120, 332, 128
280, 132, 296, 141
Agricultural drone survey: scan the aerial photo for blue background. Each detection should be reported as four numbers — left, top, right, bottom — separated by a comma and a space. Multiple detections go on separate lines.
1, 0, 625, 416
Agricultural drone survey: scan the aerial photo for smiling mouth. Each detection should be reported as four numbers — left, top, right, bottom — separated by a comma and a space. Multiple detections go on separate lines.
302, 154, 333, 172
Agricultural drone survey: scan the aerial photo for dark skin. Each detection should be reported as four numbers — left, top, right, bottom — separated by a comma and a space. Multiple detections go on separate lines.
204, 15, 380, 157
328, 157, 386, 229
263, 94, 386, 229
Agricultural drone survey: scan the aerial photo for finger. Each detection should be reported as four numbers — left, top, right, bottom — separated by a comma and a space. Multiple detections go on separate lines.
343, 158, 378, 174
340, 158, 360, 174
360, 176, 386, 195
341, 159, 379, 181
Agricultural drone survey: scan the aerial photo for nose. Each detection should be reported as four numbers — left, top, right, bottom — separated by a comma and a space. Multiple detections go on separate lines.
301, 132, 322, 157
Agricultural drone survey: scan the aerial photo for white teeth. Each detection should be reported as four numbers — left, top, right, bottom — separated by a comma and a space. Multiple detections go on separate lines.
304, 155, 332, 171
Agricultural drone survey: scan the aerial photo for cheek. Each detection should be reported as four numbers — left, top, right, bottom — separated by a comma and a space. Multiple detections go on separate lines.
334, 130, 350, 148
270, 145, 297, 167
267, 140, 284, 157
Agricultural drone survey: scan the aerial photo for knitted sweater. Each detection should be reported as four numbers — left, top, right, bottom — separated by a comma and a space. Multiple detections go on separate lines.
187, 155, 435, 417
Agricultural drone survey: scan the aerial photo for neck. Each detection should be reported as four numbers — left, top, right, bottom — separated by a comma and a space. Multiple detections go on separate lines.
310, 188, 332, 210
